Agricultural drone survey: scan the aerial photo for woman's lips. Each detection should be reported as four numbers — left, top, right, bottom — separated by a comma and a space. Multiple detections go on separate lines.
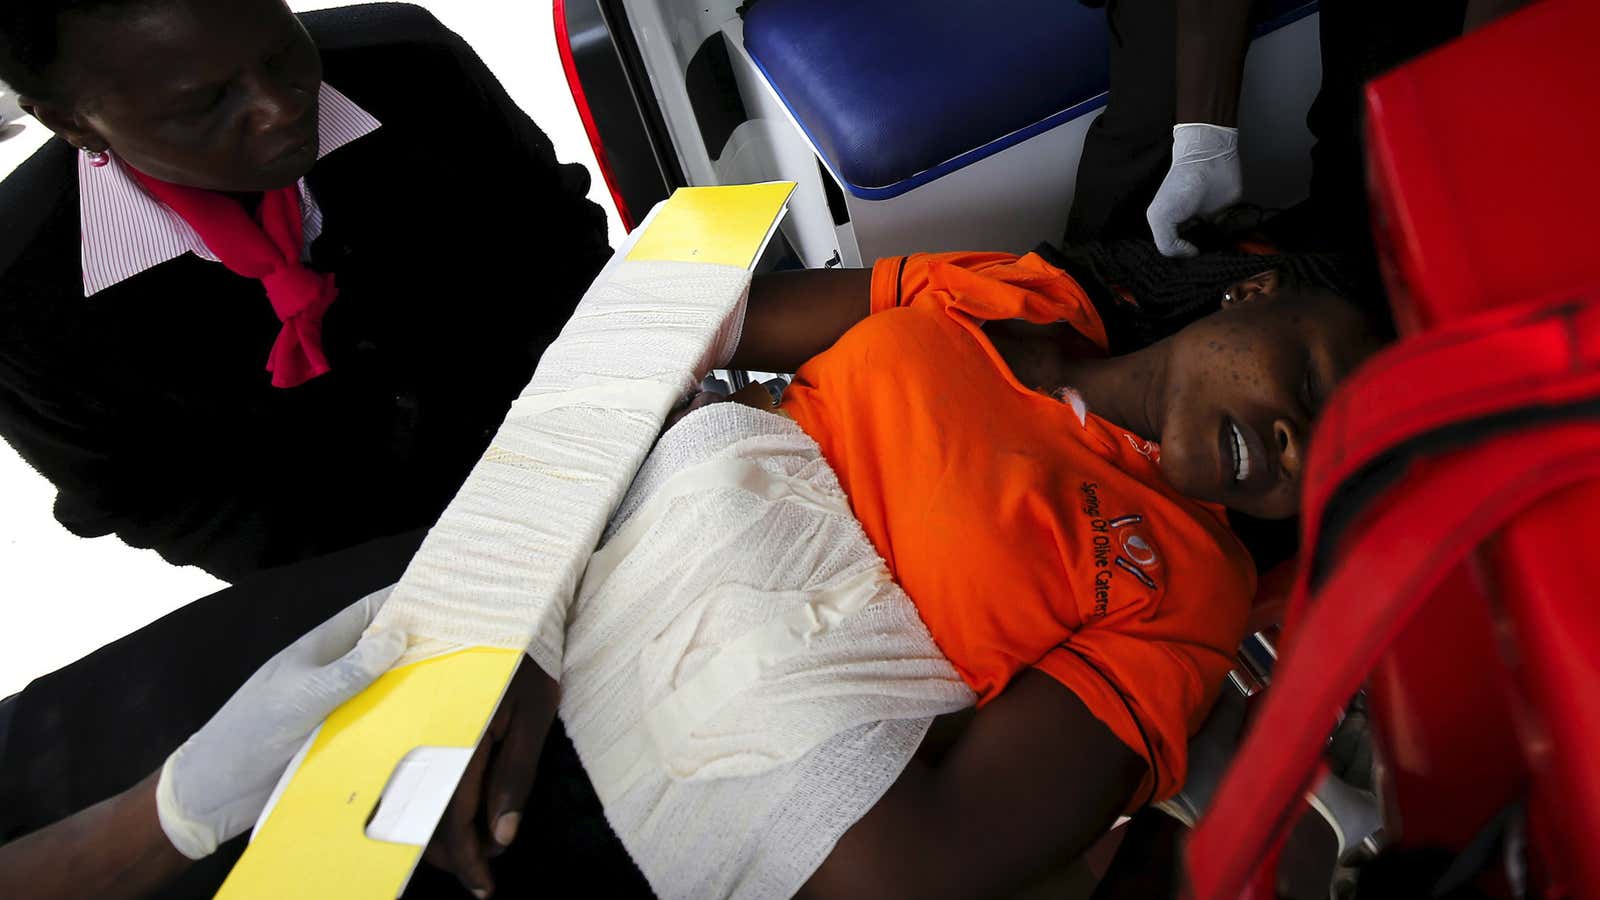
1229, 420, 1252, 482
260, 113, 319, 168
1219, 414, 1266, 490
262, 133, 315, 167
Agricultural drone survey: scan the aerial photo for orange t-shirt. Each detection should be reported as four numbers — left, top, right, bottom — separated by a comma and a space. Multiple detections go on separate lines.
781, 251, 1255, 803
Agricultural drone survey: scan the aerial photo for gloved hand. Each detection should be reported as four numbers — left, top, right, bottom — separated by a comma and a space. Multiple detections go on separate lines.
155, 588, 406, 859
1146, 123, 1243, 258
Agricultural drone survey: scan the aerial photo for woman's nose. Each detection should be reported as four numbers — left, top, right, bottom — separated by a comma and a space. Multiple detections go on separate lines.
245, 75, 312, 135
1273, 417, 1304, 482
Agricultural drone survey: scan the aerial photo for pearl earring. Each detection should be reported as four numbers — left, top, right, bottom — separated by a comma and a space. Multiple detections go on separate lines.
83, 148, 110, 168
1223, 290, 1234, 304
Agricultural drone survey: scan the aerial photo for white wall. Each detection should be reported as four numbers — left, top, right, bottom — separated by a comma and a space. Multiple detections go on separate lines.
0, 0, 621, 697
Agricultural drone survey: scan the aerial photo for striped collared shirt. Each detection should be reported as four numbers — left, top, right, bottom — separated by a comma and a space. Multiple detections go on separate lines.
79, 82, 381, 297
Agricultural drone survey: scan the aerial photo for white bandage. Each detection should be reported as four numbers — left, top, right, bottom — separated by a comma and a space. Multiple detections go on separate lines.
372, 259, 754, 676
559, 403, 973, 899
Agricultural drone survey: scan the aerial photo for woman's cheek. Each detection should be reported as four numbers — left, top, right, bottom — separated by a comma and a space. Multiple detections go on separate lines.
1157, 425, 1216, 504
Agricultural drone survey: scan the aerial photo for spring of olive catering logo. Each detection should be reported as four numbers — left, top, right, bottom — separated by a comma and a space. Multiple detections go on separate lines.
1078, 482, 1162, 617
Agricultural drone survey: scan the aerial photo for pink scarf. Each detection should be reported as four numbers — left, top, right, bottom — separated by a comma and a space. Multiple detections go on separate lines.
127, 167, 337, 388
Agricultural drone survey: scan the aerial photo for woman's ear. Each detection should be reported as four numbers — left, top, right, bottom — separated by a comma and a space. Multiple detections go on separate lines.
1221, 269, 1283, 309
20, 95, 106, 152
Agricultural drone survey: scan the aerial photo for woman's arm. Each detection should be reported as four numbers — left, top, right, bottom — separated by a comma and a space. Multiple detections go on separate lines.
729, 267, 874, 373
799, 668, 1146, 900
1176, 0, 1254, 127
0, 772, 190, 900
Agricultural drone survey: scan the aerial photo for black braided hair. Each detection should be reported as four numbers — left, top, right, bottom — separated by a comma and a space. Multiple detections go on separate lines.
0, 0, 151, 98
1049, 237, 1382, 355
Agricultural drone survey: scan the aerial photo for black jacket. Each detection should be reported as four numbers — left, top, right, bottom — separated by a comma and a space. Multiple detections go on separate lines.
0, 4, 611, 580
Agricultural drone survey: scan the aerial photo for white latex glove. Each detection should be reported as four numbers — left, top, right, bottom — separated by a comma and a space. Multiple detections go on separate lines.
155, 587, 406, 859
1146, 123, 1243, 258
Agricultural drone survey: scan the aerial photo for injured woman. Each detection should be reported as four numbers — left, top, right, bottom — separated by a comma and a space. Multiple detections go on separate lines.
0, 238, 1388, 899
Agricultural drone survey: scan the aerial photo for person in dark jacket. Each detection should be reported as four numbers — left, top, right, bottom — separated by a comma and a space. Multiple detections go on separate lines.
0, 0, 611, 582
0, 2, 632, 896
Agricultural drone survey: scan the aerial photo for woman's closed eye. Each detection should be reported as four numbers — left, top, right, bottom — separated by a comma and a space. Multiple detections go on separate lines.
1299, 355, 1325, 419
166, 86, 228, 122
264, 36, 304, 71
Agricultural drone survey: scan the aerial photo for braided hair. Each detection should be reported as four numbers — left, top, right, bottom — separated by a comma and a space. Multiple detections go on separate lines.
0, 0, 151, 98
1050, 237, 1383, 355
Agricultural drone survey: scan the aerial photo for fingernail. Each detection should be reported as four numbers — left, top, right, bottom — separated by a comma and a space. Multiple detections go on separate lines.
493, 812, 520, 847
472, 890, 490, 900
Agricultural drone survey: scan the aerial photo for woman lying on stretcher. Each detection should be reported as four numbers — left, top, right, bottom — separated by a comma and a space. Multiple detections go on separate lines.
697, 241, 1380, 895
0, 240, 1387, 899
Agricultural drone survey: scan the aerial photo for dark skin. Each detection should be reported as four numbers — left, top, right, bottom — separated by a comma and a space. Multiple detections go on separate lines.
0, 771, 190, 898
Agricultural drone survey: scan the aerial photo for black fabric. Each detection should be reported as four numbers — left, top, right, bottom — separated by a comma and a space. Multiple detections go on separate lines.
1300, 0, 1467, 255
1064, 0, 1467, 256
0, 3, 612, 582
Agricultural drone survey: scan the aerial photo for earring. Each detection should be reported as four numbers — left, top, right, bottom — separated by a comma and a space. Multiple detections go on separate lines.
1223, 290, 1234, 304
83, 147, 110, 168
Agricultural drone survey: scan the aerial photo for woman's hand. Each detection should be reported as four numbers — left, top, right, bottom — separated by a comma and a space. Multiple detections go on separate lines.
157, 589, 405, 859
424, 660, 560, 899
1147, 124, 1243, 258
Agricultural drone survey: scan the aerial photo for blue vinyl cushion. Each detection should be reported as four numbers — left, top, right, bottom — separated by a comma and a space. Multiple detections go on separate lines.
744, 0, 1317, 200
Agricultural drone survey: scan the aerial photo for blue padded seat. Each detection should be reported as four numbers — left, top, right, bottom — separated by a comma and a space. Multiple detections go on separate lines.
744, 0, 1318, 200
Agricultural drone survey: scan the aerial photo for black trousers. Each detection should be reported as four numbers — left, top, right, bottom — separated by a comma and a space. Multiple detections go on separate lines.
0, 530, 649, 899
1065, 0, 1468, 255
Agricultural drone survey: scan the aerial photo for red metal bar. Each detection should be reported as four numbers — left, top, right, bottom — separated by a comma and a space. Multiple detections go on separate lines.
553, 0, 636, 230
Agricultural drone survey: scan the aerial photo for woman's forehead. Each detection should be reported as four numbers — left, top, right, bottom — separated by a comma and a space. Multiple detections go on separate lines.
56, 0, 294, 100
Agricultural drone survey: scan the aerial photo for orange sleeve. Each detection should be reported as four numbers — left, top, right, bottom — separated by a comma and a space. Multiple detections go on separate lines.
869, 252, 1109, 349
1033, 623, 1243, 810
870, 252, 1020, 314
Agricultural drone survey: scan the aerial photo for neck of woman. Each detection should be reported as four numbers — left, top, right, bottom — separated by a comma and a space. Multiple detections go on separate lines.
1053, 344, 1168, 444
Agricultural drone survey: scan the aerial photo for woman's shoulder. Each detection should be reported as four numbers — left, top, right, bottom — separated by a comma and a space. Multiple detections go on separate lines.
0, 140, 77, 283
0, 140, 87, 363
306, 7, 506, 129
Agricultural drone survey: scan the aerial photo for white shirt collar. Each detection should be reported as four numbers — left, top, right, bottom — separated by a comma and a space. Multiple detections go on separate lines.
79, 82, 381, 297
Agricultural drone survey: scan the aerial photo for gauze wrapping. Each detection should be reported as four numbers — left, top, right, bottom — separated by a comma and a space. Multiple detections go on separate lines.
561, 403, 973, 899
373, 259, 752, 674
